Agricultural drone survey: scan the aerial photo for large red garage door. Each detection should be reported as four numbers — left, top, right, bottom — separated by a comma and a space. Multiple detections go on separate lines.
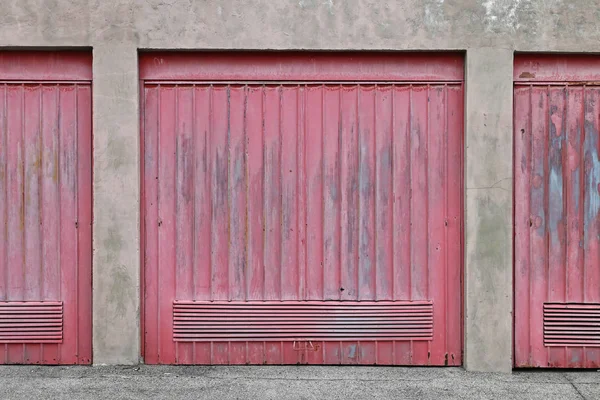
141, 53, 463, 365
0, 52, 92, 364
515, 55, 600, 368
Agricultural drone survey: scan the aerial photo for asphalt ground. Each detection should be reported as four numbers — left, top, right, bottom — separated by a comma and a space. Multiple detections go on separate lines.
0, 365, 599, 399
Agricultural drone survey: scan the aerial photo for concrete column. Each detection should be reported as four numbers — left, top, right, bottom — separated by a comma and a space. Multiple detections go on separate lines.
92, 46, 140, 365
464, 48, 514, 372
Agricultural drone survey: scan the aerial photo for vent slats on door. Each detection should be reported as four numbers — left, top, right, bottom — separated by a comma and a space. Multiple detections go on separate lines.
0, 302, 63, 343
544, 303, 600, 347
173, 301, 433, 342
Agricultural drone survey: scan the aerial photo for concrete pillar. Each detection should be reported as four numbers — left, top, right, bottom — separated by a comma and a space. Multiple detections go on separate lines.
464, 48, 514, 372
92, 46, 140, 365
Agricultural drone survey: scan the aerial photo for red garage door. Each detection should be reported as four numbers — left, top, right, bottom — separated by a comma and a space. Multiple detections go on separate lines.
0, 52, 92, 364
515, 55, 600, 368
141, 53, 463, 365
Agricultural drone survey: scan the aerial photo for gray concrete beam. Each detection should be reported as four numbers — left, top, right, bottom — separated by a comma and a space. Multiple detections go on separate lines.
92, 46, 140, 365
464, 48, 514, 373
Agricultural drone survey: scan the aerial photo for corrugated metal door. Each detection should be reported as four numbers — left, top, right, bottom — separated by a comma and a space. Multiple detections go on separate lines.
515, 55, 600, 368
141, 53, 463, 365
0, 53, 92, 364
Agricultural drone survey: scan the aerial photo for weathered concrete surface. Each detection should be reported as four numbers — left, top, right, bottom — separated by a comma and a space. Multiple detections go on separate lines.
0, 366, 598, 400
2, 0, 600, 51
91, 46, 140, 365
464, 48, 514, 373
1, 0, 599, 370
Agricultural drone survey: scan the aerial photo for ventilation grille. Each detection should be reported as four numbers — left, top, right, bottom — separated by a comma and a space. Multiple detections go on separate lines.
544, 303, 600, 347
173, 301, 433, 342
0, 302, 63, 343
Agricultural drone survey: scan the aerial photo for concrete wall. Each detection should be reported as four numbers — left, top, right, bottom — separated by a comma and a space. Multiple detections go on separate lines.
2, 0, 600, 372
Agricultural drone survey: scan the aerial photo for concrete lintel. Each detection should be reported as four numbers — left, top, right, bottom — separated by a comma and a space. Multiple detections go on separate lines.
92, 45, 140, 365
464, 48, 514, 373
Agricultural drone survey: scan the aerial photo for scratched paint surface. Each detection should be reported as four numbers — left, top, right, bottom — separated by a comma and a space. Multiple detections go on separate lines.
0, 82, 92, 364
142, 57, 463, 366
514, 80, 600, 368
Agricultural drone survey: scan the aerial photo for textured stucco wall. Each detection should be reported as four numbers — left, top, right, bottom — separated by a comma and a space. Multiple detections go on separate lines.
1, 0, 599, 371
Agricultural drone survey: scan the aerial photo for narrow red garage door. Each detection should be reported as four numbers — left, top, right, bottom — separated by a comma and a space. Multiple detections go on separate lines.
0, 52, 92, 364
141, 53, 463, 365
515, 55, 600, 368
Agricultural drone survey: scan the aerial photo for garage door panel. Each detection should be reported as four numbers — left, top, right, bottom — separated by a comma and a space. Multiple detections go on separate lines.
229, 86, 247, 301
583, 88, 600, 304
357, 86, 376, 301
142, 53, 463, 366
0, 87, 5, 305
394, 107, 414, 349
514, 85, 532, 365
263, 86, 282, 301
175, 86, 195, 306
245, 87, 265, 301
142, 85, 159, 364
548, 87, 566, 308
392, 86, 411, 301
281, 87, 299, 300
0, 62, 91, 364
76, 84, 92, 365
446, 84, 463, 362
305, 86, 324, 300
375, 86, 393, 301
158, 85, 177, 363
515, 55, 600, 368
41, 86, 61, 302
173, 85, 196, 366
531, 85, 549, 367
428, 86, 447, 364
340, 86, 359, 300
58, 85, 79, 365
323, 86, 342, 300
565, 87, 584, 305
410, 86, 429, 302
24, 86, 42, 301
38, 87, 61, 365
6, 85, 24, 302
144, 82, 463, 366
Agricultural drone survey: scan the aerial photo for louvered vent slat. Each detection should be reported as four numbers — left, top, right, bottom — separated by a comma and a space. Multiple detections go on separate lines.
173, 301, 433, 342
0, 302, 63, 343
543, 303, 600, 347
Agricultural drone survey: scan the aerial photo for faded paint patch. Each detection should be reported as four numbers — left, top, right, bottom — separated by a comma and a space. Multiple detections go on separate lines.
584, 120, 600, 233
176, 135, 194, 203
567, 126, 581, 210
548, 107, 564, 246
548, 164, 563, 244
347, 343, 357, 359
